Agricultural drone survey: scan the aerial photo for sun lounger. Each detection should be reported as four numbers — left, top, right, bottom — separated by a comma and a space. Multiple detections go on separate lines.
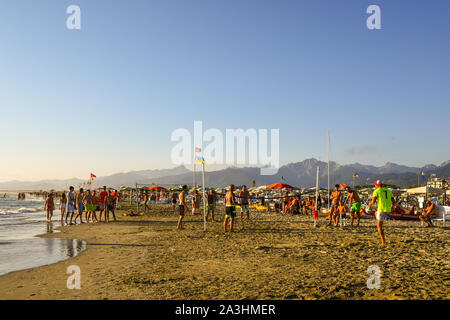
433, 206, 449, 227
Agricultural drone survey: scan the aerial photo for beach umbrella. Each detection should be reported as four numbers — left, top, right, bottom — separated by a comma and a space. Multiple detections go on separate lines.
149, 185, 166, 191
267, 183, 295, 190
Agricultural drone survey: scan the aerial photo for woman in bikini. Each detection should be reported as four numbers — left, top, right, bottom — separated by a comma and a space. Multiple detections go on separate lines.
45, 192, 55, 222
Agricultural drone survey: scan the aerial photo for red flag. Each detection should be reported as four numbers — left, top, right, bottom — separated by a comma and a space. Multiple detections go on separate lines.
90, 173, 96, 178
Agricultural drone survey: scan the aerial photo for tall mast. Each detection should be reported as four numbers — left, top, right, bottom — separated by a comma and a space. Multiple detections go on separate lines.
328, 130, 330, 210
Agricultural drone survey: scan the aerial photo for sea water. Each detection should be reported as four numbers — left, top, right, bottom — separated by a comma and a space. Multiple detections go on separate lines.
0, 193, 86, 276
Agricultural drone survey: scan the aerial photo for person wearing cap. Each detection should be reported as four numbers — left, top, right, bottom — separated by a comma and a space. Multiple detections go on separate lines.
419, 200, 438, 227
368, 180, 394, 246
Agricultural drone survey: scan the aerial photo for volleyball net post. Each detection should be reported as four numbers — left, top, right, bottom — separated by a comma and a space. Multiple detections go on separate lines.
313, 166, 320, 227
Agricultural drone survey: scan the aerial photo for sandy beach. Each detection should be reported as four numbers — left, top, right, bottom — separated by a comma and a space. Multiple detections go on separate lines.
0, 204, 448, 300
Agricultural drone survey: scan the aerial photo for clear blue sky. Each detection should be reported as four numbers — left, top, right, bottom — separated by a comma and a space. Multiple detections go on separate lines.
0, 0, 449, 181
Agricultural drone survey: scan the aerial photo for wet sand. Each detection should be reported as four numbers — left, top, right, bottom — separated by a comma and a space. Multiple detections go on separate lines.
0, 204, 448, 300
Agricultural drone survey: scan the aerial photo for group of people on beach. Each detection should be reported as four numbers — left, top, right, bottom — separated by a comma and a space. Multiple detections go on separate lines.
42, 179, 441, 246
176, 184, 252, 232
44, 186, 120, 225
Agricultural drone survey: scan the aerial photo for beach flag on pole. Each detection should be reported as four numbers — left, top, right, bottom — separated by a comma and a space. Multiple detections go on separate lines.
195, 156, 205, 164
90, 173, 96, 178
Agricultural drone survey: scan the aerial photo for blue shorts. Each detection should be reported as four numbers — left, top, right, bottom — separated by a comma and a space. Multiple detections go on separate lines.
240, 204, 249, 212
77, 204, 84, 213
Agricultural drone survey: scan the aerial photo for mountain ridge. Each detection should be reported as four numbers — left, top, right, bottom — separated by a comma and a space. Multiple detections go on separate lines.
1, 160, 448, 190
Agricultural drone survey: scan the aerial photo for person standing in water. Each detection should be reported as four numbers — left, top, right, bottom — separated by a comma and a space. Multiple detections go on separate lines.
67, 186, 76, 225
45, 192, 55, 222
224, 184, 237, 233
177, 185, 187, 230
368, 180, 394, 246
74, 188, 85, 224
59, 192, 67, 224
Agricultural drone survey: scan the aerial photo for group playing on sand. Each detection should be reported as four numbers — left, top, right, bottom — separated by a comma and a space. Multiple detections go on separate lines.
176, 184, 251, 232
43, 180, 440, 246
175, 180, 440, 246
44, 186, 120, 225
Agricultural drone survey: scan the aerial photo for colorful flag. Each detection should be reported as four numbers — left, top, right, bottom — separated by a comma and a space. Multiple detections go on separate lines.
90, 173, 96, 178
195, 156, 205, 164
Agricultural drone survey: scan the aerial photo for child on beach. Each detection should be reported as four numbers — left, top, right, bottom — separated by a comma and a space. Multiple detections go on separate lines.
45, 192, 54, 222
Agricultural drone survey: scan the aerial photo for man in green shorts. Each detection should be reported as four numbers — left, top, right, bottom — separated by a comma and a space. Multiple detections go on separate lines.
206, 189, 216, 222
344, 186, 362, 226
368, 180, 394, 246
224, 184, 236, 233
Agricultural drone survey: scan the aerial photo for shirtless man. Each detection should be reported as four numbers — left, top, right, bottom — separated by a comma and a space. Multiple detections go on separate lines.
91, 190, 99, 222
328, 184, 342, 226
192, 190, 200, 215
74, 188, 85, 224
82, 190, 94, 223
419, 200, 439, 227
143, 191, 150, 213
171, 191, 178, 211
239, 185, 251, 223
224, 184, 237, 233
206, 189, 216, 222
67, 186, 76, 225
344, 186, 362, 226
105, 190, 117, 222
177, 185, 187, 229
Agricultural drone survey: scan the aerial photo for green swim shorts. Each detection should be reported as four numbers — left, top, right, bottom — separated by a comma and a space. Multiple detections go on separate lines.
351, 202, 361, 213
225, 205, 236, 218
206, 204, 215, 211
85, 204, 96, 212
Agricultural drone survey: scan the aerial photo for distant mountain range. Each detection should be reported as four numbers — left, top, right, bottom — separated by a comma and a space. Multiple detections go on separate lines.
1, 159, 449, 190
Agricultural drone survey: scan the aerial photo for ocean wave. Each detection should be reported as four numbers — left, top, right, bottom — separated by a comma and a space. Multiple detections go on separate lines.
0, 207, 43, 215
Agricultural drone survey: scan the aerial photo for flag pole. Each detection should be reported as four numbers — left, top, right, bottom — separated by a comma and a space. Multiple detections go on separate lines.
314, 166, 320, 227
327, 130, 330, 210
202, 161, 207, 232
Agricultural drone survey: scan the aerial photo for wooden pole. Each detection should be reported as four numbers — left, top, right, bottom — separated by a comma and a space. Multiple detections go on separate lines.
202, 162, 207, 231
